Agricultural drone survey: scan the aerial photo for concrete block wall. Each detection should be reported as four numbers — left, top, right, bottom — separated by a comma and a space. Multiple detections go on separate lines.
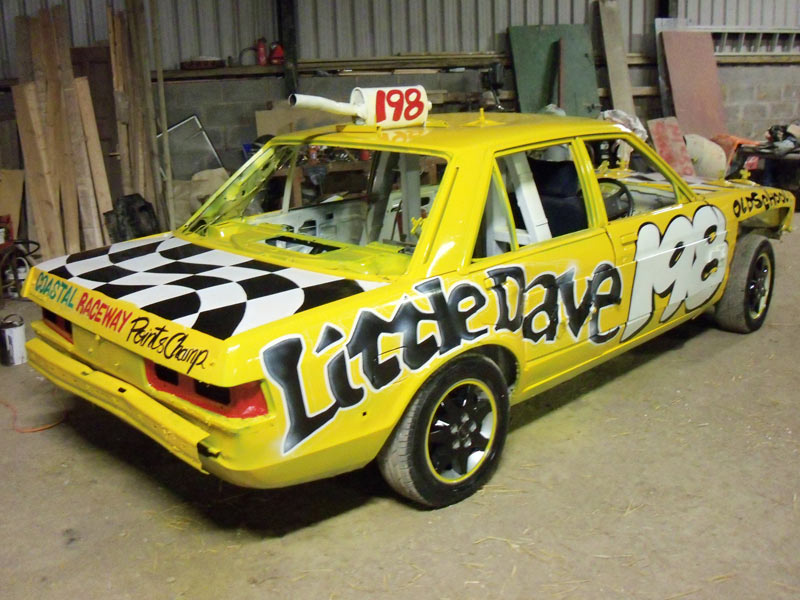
4, 63, 795, 173
719, 64, 800, 140
162, 71, 482, 172
162, 78, 286, 172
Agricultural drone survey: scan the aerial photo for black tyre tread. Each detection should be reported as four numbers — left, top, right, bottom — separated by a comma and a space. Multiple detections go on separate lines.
715, 233, 774, 333
377, 354, 508, 507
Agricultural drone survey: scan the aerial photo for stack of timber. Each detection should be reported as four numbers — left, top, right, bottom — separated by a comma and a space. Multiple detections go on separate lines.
107, 0, 166, 229
13, 6, 113, 258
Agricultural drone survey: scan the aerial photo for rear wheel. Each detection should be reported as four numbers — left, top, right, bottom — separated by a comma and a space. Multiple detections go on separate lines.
378, 354, 509, 507
715, 233, 775, 333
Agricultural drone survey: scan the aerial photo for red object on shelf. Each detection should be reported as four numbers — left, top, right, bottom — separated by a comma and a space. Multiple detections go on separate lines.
0, 215, 13, 249
268, 42, 285, 65
256, 38, 268, 66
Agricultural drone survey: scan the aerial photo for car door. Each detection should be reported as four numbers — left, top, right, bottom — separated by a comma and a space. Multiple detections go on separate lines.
578, 135, 730, 344
467, 140, 624, 396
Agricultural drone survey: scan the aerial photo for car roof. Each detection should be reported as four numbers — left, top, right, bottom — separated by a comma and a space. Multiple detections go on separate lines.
272, 112, 628, 154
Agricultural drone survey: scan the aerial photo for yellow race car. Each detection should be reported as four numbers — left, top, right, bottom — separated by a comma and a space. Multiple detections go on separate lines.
24, 87, 794, 507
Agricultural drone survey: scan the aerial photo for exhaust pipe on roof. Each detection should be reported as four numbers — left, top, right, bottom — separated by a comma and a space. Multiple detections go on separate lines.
288, 86, 431, 128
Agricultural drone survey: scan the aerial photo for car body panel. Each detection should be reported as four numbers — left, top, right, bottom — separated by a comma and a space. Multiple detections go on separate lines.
23, 110, 795, 489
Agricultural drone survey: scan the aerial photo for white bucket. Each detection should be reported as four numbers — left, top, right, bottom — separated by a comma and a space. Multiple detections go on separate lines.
0, 314, 27, 366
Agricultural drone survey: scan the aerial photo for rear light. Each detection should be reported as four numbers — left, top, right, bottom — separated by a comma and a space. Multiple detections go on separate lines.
42, 308, 73, 342
146, 360, 268, 418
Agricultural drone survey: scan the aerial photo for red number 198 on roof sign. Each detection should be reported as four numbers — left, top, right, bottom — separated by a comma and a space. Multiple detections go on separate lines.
375, 88, 426, 123
351, 86, 432, 128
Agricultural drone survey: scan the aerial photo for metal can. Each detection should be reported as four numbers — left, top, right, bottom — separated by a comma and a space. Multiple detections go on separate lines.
0, 314, 27, 366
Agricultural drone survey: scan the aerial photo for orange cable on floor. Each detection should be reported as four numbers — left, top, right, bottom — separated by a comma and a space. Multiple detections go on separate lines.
0, 397, 65, 433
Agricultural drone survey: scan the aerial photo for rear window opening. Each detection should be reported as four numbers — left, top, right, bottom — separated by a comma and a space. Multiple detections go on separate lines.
146, 361, 267, 419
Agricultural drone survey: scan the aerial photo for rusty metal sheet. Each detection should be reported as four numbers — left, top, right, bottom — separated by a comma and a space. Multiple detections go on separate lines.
647, 116, 696, 177
662, 30, 727, 139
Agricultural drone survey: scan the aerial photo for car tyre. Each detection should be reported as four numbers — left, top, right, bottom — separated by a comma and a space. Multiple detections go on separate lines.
377, 354, 509, 508
715, 233, 775, 333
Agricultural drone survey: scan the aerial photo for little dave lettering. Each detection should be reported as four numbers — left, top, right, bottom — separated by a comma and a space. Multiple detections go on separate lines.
126, 317, 208, 374
262, 266, 622, 454
486, 263, 622, 345
262, 278, 488, 453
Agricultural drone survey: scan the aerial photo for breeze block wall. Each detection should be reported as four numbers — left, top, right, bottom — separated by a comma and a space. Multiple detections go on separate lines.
161, 71, 482, 172
718, 64, 800, 140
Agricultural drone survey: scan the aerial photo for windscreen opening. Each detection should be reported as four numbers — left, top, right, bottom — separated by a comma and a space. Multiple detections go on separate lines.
185, 143, 448, 257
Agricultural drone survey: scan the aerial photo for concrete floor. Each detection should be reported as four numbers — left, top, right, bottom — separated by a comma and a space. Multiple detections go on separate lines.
1, 232, 799, 600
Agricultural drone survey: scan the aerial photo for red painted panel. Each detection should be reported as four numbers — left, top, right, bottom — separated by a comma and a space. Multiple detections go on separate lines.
648, 117, 696, 177
662, 31, 727, 139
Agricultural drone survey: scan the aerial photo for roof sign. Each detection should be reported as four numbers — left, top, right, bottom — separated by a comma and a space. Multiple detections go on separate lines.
289, 86, 432, 129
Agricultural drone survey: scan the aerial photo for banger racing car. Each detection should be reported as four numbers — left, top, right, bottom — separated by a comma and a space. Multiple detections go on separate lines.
24, 86, 794, 507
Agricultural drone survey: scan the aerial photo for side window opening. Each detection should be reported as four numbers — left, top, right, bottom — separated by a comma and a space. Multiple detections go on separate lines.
498, 143, 590, 244
498, 153, 552, 245
528, 157, 589, 238
473, 142, 593, 261
584, 138, 681, 222
473, 172, 515, 260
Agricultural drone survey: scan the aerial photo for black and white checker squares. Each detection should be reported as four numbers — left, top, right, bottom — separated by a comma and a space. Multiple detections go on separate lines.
37, 234, 384, 339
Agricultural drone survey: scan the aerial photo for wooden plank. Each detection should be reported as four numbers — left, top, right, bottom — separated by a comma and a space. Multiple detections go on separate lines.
130, 0, 166, 228
647, 117, 696, 178
27, 16, 48, 122
12, 83, 65, 258
108, 9, 134, 195
75, 77, 114, 244
57, 109, 81, 253
120, 11, 146, 197
662, 30, 727, 138
52, 4, 104, 250
508, 25, 600, 116
14, 17, 34, 83
150, 0, 175, 229
599, 0, 637, 116
0, 170, 25, 233
40, 7, 80, 254
71, 46, 123, 206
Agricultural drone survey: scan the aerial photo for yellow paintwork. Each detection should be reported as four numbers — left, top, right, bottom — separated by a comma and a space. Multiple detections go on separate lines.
23, 112, 795, 489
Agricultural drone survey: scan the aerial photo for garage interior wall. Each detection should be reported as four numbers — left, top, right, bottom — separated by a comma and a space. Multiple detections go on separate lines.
0, 0, 798, 167
3, 0, 798, 76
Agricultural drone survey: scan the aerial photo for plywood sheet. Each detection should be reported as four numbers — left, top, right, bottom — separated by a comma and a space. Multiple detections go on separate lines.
76, 76, 114, 244
647, 117, 696, 178
12, 82, 65, 258
599, 0, 636, 116
509, 25, 600, 117
255, 106, 339, 137
662, 30, 727, 138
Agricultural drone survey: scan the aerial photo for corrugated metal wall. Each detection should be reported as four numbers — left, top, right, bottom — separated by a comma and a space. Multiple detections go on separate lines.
2, 1, 799, 79
295, 0, 660, 58
0, 0, 278, 80
677, 0, 800, 27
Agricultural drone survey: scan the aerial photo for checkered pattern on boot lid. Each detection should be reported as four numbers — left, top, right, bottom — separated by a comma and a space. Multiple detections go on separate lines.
37, 234, 384, 339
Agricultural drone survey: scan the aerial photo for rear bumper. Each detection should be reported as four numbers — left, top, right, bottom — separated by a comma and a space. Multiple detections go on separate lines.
26, 332, 388, 489
27, 337, 210, 472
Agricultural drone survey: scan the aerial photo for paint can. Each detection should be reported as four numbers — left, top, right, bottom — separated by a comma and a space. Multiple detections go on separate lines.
0, 314, 27, 366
